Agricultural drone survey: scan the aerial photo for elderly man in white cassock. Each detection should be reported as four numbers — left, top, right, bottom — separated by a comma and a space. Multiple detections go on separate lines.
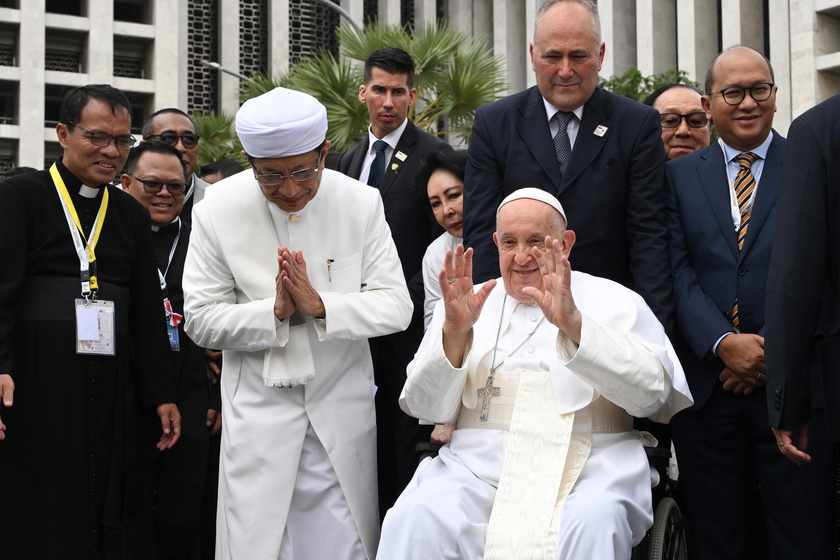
182, 87, 412, 560
377, 188, 693, 559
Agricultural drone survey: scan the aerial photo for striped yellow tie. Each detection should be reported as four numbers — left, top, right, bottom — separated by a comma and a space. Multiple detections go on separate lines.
730, 152, 758, 326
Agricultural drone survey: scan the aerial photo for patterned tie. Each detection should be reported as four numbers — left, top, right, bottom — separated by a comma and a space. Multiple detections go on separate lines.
730, 152, 758, 327
367, 140, 388, 188
552, 111, 574, 175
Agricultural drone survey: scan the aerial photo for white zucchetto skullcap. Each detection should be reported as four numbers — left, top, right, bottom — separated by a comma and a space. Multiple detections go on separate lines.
497, 187, 567, 224
235, 87, 327, 158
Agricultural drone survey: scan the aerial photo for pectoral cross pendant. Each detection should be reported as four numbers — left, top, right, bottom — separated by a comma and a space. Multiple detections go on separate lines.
478, 372, 501, 421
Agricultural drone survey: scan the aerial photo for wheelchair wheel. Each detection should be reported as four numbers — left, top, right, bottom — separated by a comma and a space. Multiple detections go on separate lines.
647, 497, 689, 560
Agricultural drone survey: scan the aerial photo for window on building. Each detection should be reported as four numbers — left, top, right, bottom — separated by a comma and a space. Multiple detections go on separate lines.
0, 0, 20, 9
0, 140, 18, 178
114, 0, 150, 24
0, 25, 16, 67
45, 30, 86, 73
123, 91, 151, 135
44, 84, 68, 128
114, 36, 150, 79
0, 80, 16, 125
45, 0, 83, 16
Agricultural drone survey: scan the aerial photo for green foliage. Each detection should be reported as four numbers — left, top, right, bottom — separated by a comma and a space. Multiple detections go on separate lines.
191, 111, 247, 169
235, 20, 507, 151
598, 67, 700, 103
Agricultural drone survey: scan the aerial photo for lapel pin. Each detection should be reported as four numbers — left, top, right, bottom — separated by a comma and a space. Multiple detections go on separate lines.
594, 125, 608, 137
395, 151, 408, 161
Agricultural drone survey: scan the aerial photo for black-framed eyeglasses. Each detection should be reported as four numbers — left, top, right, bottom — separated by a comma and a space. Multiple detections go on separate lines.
146, 133, 200, 149
64, 122, 136, 151
714, 83, 775, 106
129, 175, 188, 195
659, 112, 709, 129
254, 153, 323, 187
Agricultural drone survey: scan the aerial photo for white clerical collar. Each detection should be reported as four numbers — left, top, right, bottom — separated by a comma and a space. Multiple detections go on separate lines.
367, 118, 408, 154
78, 185, 100, 198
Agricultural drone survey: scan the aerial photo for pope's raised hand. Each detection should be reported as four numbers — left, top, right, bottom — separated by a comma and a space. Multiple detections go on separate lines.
439, 245, 495, 334
521, 235, 582, 343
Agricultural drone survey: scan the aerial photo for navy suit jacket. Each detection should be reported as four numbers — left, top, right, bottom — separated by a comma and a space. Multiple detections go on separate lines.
765, 95, 840, 440
464, 86, 673, 332
336, 120, 448, 358
667, 133, 785, 409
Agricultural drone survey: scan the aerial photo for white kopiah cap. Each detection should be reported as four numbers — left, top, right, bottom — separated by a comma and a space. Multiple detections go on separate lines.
235, 87, 328, 158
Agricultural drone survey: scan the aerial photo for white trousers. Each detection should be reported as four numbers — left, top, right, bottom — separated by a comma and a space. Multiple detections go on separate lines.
377, 432, 654, 560
277, 423, 366, 560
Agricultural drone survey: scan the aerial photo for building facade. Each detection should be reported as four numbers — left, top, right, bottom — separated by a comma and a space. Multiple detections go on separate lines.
0, 0, 838, 173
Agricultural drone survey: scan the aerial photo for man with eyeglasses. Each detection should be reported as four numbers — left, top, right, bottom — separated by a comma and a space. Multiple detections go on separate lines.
182, 87, 412, 560
644, 83, 712, 161
142, 108, 207, 222
120, 140, 221, 559
0, 84, 181, 558
666, 46, 832, 559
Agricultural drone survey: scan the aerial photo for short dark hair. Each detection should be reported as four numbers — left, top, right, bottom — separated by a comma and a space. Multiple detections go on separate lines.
142, 108, 197, 138
704, 45, 775, 95
364, 47, 415, 88
59, 84, 132, 126
415, 148, 467, 203
201, 158, 245, 180
643, 83, 703, 108
122, 140, 187, 178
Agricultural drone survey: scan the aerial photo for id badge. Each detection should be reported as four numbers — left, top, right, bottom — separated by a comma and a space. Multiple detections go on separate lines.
167, 323, 181, 351
75, 298, 116, 356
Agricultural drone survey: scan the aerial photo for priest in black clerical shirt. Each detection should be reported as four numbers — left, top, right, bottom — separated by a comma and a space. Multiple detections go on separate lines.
0, 84, 180, 560
120, 140, 221, 559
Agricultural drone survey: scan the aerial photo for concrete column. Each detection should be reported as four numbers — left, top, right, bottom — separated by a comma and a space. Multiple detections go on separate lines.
789, 0, 820, 114
493, 0, 527, 94
152, 0, 187, 109
721, 0, 764, 51
378, 0, 400, 25
599, 0, 637, 78
677, 0, 718, 87
768, 0, 792, 133
415, 0, 437, 32
220, 0, 243, 115
340, 0, 364, 29
18, 0, 46, 167
636, 0, 677, 76
87, 0, 113, 82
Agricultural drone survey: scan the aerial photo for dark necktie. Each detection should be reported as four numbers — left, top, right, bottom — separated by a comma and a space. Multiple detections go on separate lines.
730, 151, 758, 327
553, 111, 574, 175
367, 140, 388, 188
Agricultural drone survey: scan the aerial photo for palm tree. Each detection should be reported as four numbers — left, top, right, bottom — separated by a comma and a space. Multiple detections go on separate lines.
238, 21, 507, 152
191, 111, 247, 170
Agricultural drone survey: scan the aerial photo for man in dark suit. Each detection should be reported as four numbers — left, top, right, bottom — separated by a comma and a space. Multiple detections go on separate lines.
463, 0, 672, 332
667, 46, 831, 559
765, 94, 840, 482
336, 47, 449, 516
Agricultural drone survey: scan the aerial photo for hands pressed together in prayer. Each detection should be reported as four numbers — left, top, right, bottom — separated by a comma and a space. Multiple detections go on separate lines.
0, 373, 13, 441
716, 333, 765, 395
274, 246, 326, 321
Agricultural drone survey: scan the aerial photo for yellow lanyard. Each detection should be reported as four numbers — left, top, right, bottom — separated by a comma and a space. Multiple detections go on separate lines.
50, 163, 109, 296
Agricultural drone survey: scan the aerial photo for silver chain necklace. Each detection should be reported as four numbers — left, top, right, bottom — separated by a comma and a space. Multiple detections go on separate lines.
478, 295, 546, 421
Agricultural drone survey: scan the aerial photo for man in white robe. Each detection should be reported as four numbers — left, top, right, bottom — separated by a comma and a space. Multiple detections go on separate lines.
377, 188, 692, 559
183, 87, 413, 560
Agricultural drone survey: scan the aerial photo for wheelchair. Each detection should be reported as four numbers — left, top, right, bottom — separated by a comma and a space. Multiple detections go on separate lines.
415, 439, 692, 560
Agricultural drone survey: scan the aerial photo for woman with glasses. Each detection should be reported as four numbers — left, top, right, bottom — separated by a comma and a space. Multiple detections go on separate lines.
644, 84, 712, 161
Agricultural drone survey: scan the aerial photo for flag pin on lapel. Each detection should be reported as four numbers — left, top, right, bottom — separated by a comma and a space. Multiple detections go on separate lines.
395, 151, 408, 161
594, 125, 608, 137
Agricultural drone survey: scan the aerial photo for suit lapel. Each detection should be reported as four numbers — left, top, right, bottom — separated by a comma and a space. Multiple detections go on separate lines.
379, 122, 417, 197
698, 144, 740, 260
515, 88, 563, 193
739, 133, 783, 258
562, 88, 611, 191
346, 138, 369, 180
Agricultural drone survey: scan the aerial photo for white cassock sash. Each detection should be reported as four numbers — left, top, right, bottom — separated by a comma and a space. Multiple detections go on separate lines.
482, 371, 591, 559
